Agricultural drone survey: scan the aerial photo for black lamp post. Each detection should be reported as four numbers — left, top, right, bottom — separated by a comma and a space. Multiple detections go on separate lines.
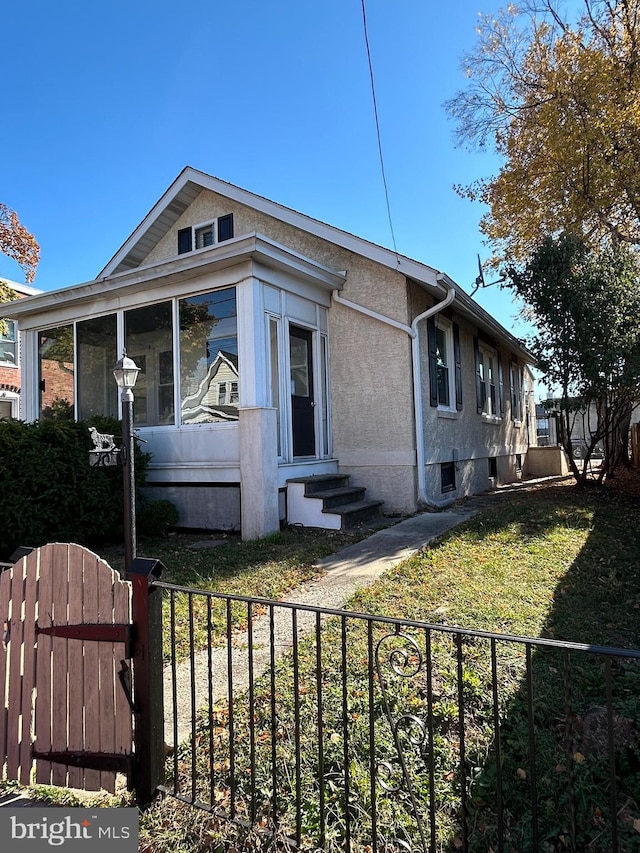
113, 353, 141, 571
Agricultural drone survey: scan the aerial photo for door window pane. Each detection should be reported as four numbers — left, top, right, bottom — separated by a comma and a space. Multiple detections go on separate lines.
39, 326, 75, 419
290, 337, 310, 397
77, 314, 118, 420
125, 302, 174, 426
179, 287, 238, 424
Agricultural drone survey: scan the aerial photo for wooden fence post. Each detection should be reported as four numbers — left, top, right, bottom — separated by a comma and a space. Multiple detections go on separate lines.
127, 557, 166, 806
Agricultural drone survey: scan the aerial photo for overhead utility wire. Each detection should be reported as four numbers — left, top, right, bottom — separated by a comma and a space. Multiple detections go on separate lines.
360, 0, 400, 268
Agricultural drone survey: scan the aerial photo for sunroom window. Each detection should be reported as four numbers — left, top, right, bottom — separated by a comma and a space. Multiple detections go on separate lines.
125, 302, 174, 426
77, 314, 118, 420
38, 325, 75, 419
179, 287, 238, 424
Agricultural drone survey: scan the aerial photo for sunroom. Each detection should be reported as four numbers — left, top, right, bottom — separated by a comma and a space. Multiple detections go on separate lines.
7, 234, 346, 538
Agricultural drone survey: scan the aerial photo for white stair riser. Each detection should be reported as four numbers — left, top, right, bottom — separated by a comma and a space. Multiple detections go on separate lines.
286, 482, 342, 530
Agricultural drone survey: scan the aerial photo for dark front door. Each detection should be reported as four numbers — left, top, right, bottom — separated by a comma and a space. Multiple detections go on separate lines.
289, 325, 316, 457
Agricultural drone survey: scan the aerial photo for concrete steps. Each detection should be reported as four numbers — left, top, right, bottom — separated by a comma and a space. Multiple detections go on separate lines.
286, 473, 384, 530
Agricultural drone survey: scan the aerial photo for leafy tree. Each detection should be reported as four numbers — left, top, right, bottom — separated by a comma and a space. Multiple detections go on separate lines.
0, 203, 39, 284
505, 233, 640, 481
447, 1, 640, 267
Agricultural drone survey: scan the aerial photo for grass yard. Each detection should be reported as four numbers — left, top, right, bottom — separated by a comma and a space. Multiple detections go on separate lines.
3, 479, 640, 852
141, 481, 640, 853
101, 526, 368, 661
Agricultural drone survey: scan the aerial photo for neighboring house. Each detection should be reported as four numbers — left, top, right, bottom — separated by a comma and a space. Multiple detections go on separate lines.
0, 279, 41, 419
0, 167, 537, 538
536, 398, 640, 456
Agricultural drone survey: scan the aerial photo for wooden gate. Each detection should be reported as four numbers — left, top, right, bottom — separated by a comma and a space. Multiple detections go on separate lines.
0, 542, 133, 792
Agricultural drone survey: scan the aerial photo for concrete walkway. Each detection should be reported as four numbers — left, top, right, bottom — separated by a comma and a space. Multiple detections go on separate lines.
163, 489, 512, 744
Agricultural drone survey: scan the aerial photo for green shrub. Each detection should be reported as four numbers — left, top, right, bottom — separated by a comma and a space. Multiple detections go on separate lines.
138, 498, 179, 537
0, 417, 151, 560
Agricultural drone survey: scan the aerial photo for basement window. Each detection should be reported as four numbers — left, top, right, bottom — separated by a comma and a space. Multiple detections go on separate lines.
178, 213, 234, 254
488, 457, 497, 479
441, 462, 456, 493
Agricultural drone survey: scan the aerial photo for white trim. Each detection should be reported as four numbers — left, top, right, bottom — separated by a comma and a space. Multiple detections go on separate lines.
477, 340, 500, 418
434, 315, 456, 414
0, 389, 19, 419
0, 235, 346, 326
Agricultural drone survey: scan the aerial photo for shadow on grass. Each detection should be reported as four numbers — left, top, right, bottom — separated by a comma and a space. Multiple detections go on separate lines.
456, 486, 640, 853
145, 485, 640, 852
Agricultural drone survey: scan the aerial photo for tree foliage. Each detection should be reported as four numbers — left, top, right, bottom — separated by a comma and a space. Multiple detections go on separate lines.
506, 233, 640, 480
447, 0, 640, 266
0, 203, 40, 284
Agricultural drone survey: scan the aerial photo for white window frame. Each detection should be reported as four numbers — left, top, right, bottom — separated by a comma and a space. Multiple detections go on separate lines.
510, 362, 524, 424
0, 390, 19, 419
478, 342, 500, 419
0, 319, 18, 367
435, 318, 456, 412
194, 220, 216, 249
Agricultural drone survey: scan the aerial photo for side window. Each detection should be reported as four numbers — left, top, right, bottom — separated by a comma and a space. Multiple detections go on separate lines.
177, 214, 234, 255
475, 337, 504, 417
510, 362, 524, 422
0, 319, 17, 365
476, 342, 501, 417
428, 317, 462, 410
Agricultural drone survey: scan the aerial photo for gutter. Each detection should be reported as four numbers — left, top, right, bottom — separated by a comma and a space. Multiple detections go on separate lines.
332, 274, 456, 510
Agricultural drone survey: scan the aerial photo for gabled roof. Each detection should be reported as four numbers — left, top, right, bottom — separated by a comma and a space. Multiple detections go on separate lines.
99, 166, 444, 284
98, 167, 534, 363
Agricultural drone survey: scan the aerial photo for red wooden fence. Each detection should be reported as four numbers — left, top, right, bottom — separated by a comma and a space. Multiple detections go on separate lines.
0, 543, 133, 792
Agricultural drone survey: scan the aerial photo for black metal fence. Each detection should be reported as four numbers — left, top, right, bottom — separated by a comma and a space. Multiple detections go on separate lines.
155, 581, 640, 852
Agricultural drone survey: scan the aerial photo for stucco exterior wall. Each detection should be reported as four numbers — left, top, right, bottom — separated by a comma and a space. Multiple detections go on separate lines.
408, 280, 536, 505
143, 189, 419, 514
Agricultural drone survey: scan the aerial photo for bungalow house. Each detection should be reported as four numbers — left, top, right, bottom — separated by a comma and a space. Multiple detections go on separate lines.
0, 167, 537, 538
0, 279, 41, 419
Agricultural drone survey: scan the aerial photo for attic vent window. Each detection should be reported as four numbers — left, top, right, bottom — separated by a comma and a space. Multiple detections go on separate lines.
195, 224, 214, 248
178, 213, 234, 255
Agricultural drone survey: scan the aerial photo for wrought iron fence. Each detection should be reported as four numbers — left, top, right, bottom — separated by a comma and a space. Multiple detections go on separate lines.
155, 581, 640, 852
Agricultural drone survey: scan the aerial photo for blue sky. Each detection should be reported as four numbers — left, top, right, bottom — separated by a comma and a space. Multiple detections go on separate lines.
2, 1, 529, 342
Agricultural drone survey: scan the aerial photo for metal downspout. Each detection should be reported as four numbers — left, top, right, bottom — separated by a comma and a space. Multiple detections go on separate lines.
332, 276, 456, 509
410, 276, 455, 507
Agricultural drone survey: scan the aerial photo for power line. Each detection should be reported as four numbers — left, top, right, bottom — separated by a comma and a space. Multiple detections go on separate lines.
360, 0, 400, 267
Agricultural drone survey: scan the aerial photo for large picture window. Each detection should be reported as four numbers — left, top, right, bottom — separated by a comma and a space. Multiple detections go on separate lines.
125, 302, 174, 426
179, 287, 238, 424
77, 315, 118, 420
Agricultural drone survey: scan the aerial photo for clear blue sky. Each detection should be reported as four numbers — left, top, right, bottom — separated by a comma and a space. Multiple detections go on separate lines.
2, 1, 531, 343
